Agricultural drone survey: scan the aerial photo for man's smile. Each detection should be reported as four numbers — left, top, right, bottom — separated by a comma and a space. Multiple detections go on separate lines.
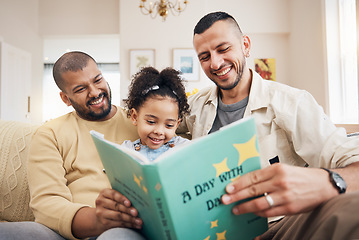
215, 66, 231, 76
88, 94, 105, 106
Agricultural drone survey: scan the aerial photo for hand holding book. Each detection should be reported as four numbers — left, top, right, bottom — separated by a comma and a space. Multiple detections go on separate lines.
91, 117, 268, 240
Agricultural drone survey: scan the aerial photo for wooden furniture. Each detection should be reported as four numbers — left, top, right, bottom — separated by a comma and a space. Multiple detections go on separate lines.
335, 124, 359, 134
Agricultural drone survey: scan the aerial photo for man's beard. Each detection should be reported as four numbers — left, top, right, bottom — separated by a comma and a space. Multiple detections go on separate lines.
215, 60, 245, 91
216, 73, 241, 90
70, 90, 112, 121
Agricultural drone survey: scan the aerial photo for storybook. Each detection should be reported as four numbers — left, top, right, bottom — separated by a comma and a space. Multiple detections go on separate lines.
90, 117, 268, 240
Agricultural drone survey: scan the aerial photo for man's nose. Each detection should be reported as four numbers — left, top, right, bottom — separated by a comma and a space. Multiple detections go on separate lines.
88, 84, 101, 98
210, 53, 224, 71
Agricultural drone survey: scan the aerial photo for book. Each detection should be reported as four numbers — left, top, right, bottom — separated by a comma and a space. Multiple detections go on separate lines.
90, 117, 268, 240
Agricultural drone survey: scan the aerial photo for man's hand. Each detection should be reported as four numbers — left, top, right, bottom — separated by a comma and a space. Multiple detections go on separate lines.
72, 188, 142, 239
95, 188, 143, 229
221, 163, 339, 218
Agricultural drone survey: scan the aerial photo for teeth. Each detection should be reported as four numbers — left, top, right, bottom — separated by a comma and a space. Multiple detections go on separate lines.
90, 96, 103, 105
216, 68, 230, 76
150, 137, 163, 142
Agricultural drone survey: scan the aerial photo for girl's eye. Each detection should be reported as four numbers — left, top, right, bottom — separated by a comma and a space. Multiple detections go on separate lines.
166, 124, 175, 128
146, 120, 155, 124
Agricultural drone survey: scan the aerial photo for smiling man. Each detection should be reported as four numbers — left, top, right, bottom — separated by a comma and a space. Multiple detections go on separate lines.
194, 19, 248, 93
54, 53, 113, 121
0, 51, 145, 240
177, 11, 359, 239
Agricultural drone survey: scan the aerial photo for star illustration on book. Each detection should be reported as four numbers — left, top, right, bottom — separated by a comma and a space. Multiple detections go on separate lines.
203, 219, 227, 240
133, 174, 141, 187
213, 158, 231, 177
233, 135, 259, 166
133, 174, 148, 194
155, 182, 162, 191
216, 230, 227, 240
211, 220, 218, 228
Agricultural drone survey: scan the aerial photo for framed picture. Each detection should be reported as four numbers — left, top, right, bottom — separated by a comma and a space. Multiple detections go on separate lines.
172, 48, 199, 81
130, 49, 155, 77
254, 58, 276, 81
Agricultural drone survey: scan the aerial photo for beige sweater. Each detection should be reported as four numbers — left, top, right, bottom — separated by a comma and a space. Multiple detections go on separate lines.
28, 107, 138, 239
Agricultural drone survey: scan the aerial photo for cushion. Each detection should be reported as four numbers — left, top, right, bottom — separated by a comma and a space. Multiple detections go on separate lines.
0, 120, 39, 222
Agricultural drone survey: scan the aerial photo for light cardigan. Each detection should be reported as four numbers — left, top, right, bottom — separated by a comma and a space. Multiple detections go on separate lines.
177, 70, 359, 169
28, 107, 138, 240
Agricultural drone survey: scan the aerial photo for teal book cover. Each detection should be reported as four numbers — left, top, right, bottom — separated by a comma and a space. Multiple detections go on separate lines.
90, 117, 268, 240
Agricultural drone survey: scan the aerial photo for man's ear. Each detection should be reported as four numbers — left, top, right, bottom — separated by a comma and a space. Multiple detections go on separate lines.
60, 92, 72, 106
242, 35, 251, 57
130, 108, 138, 126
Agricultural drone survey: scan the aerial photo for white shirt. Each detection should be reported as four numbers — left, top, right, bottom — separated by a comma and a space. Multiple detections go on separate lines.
177, 70, 359, 169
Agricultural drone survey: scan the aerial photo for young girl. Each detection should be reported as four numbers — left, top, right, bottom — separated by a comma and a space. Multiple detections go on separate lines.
122, 66, 190, 161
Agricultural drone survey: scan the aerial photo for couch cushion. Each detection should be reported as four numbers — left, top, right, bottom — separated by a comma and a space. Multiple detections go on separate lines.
0, 120, 39, 222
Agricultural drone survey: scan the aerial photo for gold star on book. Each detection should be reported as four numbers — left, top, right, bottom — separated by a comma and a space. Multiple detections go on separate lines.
216, 230, 227, 240
134, 174, 141, 187
233, 135, 259, 166
155, 182, 162, 191
211, 220, 218, 228
213, 158, 231, 177
143, 185, 148, 194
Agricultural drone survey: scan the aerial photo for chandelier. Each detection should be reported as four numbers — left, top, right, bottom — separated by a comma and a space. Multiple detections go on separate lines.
139, 0, 188, 21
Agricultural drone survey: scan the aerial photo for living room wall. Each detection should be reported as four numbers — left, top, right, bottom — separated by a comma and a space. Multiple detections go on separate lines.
289, 0, 328, 111
119, 0, 292, 103
0, 0, 43, 124
0, 0, 330, 124
119, 0, 329, 111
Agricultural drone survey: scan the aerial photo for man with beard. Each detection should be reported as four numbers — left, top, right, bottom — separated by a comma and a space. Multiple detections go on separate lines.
177, 12, 359, 239
0, 51, 145, 240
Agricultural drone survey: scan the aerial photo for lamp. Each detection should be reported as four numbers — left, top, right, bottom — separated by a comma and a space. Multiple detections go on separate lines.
139, 0, 188, 21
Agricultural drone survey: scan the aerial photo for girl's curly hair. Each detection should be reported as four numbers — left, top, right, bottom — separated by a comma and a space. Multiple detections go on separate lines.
124, 67, 190, 119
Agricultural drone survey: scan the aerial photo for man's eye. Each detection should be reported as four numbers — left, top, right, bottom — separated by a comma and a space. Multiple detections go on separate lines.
95, 78, 102, 83
219, 47, 230, 53
200, 55, 210, 61
74, 87, 85, 93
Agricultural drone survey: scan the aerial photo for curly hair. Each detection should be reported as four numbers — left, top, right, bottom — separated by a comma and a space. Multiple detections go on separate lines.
125, 67, 190, 119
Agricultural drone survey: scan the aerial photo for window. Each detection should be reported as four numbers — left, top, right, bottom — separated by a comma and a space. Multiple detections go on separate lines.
326, 0, 358, 123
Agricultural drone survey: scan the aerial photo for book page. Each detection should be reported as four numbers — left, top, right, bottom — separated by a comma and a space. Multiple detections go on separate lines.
90, 130, 152, 164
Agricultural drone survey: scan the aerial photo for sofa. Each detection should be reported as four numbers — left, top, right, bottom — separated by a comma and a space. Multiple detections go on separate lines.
0, 120, 39, 222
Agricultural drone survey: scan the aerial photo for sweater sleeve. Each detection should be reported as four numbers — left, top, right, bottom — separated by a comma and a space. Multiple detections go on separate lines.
28, 126, 88, 240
